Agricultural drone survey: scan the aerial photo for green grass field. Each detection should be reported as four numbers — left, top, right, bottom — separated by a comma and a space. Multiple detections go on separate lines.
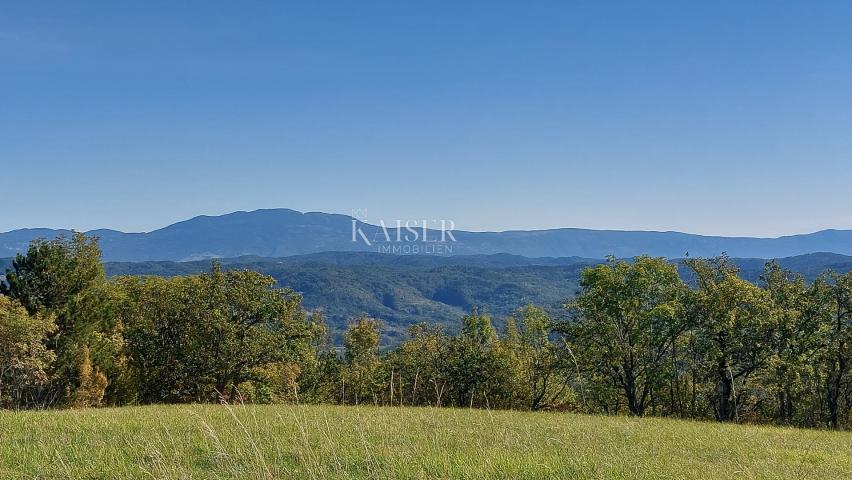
1, 405, 849, 479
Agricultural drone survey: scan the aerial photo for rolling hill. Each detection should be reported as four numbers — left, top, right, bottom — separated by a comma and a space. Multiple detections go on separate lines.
6, 251, 849, 344
2, 404, 849, 479
101, 254, 596, 343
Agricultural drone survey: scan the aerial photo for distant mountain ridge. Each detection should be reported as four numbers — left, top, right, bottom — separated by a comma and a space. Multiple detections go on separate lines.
2, 208, 852, 261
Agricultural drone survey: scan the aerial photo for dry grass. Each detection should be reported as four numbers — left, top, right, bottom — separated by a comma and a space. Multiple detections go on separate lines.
0, 404, 850, 479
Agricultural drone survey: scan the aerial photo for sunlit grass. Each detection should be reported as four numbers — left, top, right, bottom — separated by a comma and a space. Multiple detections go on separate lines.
1, 404, 849, 479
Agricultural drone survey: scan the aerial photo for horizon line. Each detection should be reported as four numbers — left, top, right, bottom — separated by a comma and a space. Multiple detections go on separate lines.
1, 207, 849, 240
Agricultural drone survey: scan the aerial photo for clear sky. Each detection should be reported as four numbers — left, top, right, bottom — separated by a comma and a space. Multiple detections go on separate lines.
2, 1, 851, 236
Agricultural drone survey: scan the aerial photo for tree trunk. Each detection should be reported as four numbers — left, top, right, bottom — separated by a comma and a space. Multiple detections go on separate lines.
624, 373, 642, 416
827, 355, 846, 430
716, 359, 734, 421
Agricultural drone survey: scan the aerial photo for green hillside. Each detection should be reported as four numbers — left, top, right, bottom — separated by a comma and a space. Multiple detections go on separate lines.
1, 404, 848, 479
5, 251, 852, 344
101, 256, 594, 343
98, 252, 852, 343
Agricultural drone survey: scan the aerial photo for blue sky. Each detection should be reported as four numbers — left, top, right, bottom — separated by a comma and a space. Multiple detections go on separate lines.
2, 1, 851, 236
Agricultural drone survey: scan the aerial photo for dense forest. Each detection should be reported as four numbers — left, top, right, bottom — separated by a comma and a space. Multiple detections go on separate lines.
1, 234, 850, 430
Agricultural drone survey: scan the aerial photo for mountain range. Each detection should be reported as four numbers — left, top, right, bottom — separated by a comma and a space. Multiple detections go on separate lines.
2, 208, 852, 261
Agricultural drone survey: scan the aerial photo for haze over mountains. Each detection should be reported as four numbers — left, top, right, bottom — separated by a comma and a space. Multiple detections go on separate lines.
2, 208, 852, 261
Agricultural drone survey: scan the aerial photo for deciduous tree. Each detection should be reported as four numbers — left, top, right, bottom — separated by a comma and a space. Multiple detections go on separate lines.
568, 257, 685, 416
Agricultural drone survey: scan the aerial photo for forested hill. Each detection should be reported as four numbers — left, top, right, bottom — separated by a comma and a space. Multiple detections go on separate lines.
4, 208, 852, 261
6, 252, 850, 344
103, 254, 597, 344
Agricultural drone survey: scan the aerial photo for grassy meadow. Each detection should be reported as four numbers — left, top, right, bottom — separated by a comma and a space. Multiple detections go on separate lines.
0, 405, 850, 479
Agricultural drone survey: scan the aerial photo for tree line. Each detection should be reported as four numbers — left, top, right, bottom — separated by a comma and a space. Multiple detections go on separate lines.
1, 235, 850, 429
